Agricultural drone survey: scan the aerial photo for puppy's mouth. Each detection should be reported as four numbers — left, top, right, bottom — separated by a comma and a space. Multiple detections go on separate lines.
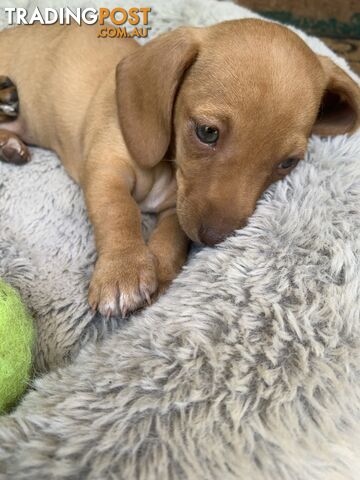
176, 192, 251, 245
197, 224, 232, 246
177, 206, 245, 246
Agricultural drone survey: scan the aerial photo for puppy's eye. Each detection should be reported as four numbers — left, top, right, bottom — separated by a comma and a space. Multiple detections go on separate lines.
278, 157, 300, 171
195, 124, 219, 145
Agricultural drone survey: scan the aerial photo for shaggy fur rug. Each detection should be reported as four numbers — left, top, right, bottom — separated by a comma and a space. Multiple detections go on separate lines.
1, 0, 360, 478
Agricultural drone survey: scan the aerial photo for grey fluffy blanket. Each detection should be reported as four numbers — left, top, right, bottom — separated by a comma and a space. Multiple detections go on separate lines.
1, 1, 360, 479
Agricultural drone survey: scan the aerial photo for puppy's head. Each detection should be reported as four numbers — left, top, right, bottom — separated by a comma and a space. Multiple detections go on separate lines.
116, 19, 360, 245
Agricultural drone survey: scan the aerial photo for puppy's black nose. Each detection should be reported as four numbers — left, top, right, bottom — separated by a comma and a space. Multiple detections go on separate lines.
198, 224, 228, 246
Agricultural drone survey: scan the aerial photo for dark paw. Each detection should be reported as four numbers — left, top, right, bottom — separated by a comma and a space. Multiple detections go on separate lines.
0, 76, 18, 119
0, 131, 29, 165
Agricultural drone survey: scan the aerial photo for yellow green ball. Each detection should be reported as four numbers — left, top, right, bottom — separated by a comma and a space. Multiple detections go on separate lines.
0, 279, 34, 414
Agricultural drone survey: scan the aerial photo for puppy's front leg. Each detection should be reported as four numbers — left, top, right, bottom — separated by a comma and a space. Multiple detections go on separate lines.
148, 210, 189, 295
83, 163, 157, 318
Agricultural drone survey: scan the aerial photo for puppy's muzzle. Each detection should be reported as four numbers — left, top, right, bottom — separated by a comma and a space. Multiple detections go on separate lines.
198, 215, 246, 246
198, 224, 228, 245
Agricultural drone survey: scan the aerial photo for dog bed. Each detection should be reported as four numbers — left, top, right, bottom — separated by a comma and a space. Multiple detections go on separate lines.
1, 0, 360, 478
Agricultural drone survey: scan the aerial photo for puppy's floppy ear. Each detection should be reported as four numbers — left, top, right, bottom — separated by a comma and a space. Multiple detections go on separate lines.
116, 27, 199, 168
313, 56, 360, 136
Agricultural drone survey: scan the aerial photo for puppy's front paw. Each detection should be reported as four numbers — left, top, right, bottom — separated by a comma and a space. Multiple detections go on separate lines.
88, 247, 158, 318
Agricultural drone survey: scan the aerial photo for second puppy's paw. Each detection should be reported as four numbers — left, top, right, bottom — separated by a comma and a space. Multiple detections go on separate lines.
88, 247, 158, 318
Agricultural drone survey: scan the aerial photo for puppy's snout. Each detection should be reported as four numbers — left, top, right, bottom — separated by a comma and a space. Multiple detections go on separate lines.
198, 216, 246, 246
198, 224, 228, 246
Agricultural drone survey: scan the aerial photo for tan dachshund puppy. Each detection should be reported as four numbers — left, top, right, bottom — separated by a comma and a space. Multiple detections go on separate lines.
0, 20, 359, 317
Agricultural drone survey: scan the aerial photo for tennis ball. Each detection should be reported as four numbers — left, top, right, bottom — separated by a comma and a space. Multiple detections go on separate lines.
0, 279, 34, 414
